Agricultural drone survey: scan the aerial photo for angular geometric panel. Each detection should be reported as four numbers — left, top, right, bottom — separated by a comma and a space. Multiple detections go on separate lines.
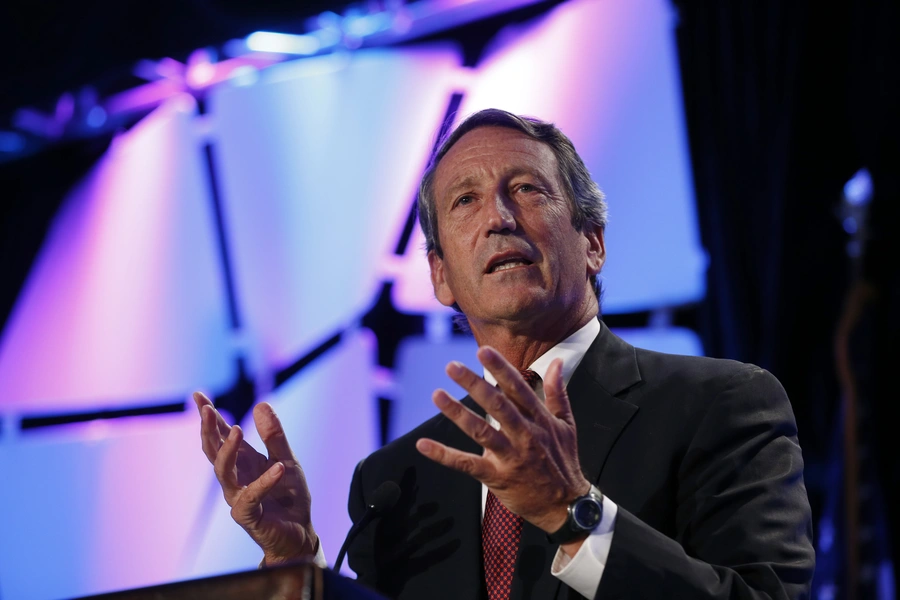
190, 328, 378, 578
0, 411, 213, 600
459, 0, 706, 313
0, 96, 235, 413
611, 326, 704, 357
209, 46, 462, 371
391, 334, 480, 440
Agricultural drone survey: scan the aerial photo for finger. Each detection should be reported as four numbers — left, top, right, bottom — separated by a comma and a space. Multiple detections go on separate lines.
415, 438, 493, 482
254, 403, 297, 463
214, 425, 245, 501
193, 391, 212, 412
477, 346, 543, 414
195, 391, 232, 439
444, 361, 528, 435
231, 462, 285, 527
199, 404, 228, 463
433, 388, 509, 453
544, 358, 574, 424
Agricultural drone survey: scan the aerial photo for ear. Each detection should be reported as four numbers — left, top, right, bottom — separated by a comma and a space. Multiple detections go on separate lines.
584, 225, 606, 277
428, 250, 457, 308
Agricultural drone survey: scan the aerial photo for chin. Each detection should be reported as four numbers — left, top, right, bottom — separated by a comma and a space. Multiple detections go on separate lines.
482, 298, 552, 324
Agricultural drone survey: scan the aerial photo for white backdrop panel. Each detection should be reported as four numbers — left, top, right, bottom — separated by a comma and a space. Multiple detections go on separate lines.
612, 327, 704, 357
392, 334, 480, 440
0, 412, 213, 600
459, 0, 705, 313
209, 46, 462, 371
0, 97, 235, 413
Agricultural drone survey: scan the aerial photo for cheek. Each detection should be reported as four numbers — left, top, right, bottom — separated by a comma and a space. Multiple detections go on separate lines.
440, 216, 475, 248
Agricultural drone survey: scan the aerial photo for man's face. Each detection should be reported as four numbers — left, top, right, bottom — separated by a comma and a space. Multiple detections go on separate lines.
428, 126, 605, 333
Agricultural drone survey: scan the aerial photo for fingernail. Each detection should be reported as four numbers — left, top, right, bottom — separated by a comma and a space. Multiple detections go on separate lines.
417, 439, 433, 453
270, 462, 284, 478
447, 361, 464, 376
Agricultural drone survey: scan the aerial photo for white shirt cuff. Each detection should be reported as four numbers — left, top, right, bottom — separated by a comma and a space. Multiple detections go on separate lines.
551, 494, 618, 598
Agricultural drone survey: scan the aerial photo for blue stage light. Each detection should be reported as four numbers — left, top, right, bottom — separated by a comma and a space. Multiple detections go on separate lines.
844, 167, 873, 206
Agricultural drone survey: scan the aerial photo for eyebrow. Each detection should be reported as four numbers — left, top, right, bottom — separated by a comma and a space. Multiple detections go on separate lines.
443, 175, 480, 201
443, 169, 549, 200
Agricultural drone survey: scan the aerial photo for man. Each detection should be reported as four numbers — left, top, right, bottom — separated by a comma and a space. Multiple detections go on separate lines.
197, 109, 815, 599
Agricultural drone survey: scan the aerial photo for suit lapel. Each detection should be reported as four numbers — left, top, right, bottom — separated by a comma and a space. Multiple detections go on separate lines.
567, 321, 641, 485
510, 321, 641, 600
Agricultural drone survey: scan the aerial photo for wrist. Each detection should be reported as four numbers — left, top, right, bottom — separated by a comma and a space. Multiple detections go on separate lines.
537, 479, 592, 534
546, 483, 602, 545
262, 532, 319, 567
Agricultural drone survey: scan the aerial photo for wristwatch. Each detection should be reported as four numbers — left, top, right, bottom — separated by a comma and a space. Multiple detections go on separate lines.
547, 485, 604, 544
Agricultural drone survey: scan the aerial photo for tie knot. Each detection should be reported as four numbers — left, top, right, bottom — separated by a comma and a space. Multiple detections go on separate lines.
519, 369, 541, 390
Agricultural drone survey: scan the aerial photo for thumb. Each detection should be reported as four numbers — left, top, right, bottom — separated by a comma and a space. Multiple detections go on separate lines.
231, 462, 284, 527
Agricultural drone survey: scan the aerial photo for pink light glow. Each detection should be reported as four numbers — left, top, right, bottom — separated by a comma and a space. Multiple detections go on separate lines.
0, 96, 235, 412
104, 79, 185, 116
187, 62, 217, 87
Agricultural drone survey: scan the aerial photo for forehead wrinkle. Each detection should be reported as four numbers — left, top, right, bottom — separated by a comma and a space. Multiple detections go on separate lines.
443, 174, 482, 200
434, 127, 563, 207
438, 156, 558, 197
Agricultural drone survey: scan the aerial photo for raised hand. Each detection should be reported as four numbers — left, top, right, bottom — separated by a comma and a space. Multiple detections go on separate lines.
195, 392, 318, 565
415, 346, 590, 535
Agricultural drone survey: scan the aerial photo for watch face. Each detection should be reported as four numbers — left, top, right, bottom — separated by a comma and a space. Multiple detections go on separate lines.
572, 498, 602, 529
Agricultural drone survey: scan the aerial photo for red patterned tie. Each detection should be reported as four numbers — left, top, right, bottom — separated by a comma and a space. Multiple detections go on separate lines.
482, 369, 541, 600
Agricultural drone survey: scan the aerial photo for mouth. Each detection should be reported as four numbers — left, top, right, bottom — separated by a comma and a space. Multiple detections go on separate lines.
485, 253, 534, 274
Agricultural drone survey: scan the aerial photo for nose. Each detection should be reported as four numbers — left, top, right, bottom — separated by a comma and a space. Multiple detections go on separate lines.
485, 192, 517, 234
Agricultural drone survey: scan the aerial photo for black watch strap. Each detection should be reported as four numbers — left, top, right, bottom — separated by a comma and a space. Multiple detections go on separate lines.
547, 485, 604, 545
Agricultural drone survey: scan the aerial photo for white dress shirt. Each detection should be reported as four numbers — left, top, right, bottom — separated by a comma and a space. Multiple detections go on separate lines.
481, 318, 617, 599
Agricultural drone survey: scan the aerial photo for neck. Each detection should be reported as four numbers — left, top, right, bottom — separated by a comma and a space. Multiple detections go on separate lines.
467, 297, 598, 370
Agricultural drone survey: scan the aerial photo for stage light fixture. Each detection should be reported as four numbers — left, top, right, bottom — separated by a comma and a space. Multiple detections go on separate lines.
246, 31, 322, 56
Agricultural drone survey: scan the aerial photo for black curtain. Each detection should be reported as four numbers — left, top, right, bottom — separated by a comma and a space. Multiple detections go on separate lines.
672, 1, 869, 464
673, 1, 900, 588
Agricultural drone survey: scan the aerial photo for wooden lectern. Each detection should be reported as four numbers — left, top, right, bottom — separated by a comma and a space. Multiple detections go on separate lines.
74, 561, 387, 600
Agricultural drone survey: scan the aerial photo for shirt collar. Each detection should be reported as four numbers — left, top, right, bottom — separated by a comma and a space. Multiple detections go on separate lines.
482, 318, 601, 388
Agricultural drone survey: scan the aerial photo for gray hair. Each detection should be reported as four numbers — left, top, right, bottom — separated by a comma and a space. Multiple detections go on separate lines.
416, 109, 608, 326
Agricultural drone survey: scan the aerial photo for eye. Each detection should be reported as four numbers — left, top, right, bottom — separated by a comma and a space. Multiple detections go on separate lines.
455, 195, 474, 207
515, 183, 537, 194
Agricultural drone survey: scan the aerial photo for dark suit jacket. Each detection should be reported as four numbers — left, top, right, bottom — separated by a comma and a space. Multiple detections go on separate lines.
347, 321, 815, 599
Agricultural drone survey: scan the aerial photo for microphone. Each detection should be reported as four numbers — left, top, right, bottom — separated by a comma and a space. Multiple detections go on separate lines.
334, 481, 401, 572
